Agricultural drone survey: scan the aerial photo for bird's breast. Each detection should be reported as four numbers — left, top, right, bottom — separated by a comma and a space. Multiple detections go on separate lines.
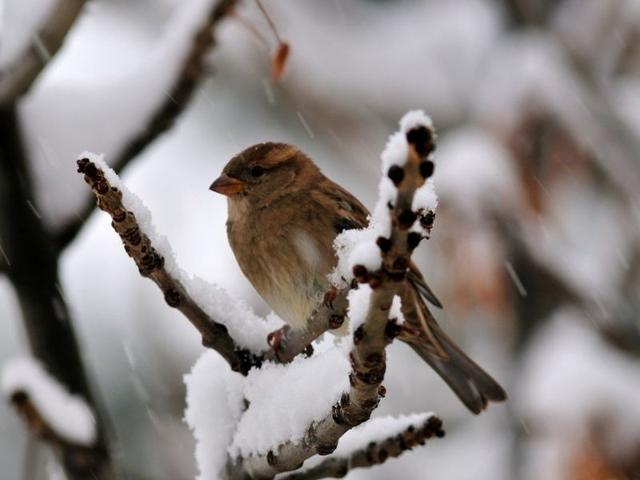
227, 207, 333, 330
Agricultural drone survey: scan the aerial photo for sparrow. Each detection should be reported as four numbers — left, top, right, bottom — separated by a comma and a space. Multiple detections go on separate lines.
210, 142, 506, 414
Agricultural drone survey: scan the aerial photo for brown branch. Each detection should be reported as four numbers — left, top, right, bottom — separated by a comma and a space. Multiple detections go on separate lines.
0, 107, 113, 479
225, 120, 438, 479
55, 0, 238, 249
7, 390, 105, 478
278, 416, 445, 480
267, 288, 350, 363
0, 0, 87, 106
76, 157, 261, 375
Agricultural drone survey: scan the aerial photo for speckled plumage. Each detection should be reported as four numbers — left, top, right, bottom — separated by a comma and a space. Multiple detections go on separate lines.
212, 142, 506, 414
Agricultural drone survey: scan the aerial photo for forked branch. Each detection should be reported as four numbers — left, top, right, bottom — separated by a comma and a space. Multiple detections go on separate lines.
225, 114, 441, 479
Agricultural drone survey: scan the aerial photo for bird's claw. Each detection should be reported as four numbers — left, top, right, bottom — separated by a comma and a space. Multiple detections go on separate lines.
323, 286, 338, 309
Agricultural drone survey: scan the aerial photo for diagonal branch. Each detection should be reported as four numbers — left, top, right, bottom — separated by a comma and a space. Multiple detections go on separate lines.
225, 113, 439, 479
56, 0, 238, 249
278, 416, 445, 480
77, 156, 260, 374
0, 0, 87, 106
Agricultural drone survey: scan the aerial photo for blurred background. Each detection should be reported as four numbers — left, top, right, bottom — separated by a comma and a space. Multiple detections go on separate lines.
1, 0, 640, 478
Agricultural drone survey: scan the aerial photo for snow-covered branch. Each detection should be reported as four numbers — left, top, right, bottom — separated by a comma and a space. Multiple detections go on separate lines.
278, 414, 445, 480
1, 356, 107, 476
0, 0, 87, 106
57, 0, 238, 248
224, 111, 441, 479
77, 154, 265, 374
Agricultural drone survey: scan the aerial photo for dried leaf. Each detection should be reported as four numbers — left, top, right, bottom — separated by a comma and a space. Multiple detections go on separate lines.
271, 41, 290, 82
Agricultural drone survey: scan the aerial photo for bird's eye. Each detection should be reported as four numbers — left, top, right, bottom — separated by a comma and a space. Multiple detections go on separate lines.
250, 165, 265, 177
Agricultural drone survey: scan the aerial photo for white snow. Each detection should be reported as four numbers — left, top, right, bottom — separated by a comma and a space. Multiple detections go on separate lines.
330, 413, 434, 457
381, 110, 434, 172
348, 241, 382, 272
330, 227, 376, 286
84, 151, 282, 352
381, 131, 409, 170
229, 348, 351, 458
412, 179, 438, 213
1, 356, 97, 446
390, 295, 405, 325
399, 110, 434, 135
184, 351, 245, 480
347, 284, 373, 333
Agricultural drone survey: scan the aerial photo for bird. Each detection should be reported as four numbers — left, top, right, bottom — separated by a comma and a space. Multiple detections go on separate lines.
210, 142, 506, 414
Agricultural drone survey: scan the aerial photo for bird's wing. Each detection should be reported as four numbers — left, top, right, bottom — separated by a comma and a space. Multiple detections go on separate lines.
312, 179, 369, 233
407, 263, 443, 308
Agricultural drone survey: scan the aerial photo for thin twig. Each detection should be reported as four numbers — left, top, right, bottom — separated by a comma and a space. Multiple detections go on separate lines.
0, 0, 87, 106
255, 0, 282, 43
278, 416, 445, 480
76, 157, 261, 375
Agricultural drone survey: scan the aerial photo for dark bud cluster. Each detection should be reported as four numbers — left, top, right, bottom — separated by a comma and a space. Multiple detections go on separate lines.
376, 236, 392, 253
407, 231, 422, 251
385, 318, 402, 340
329, 314, 345, 329
392, 256, 408, 271
387, 165, 405, 186
419, 160, 435, 178
406, 126, 435, 157
398, 209, 417, 229
352, 264, 369, 283
164, 288, 181, 307
419, 210, 436, 232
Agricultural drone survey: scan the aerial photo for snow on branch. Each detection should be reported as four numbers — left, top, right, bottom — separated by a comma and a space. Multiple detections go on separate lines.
76, 152, 277, 374
1, 355, 101, 470
223, 110, 442, 480
0, 0, 87, 105
57, 0, 239, 248
278, 414, 445, 480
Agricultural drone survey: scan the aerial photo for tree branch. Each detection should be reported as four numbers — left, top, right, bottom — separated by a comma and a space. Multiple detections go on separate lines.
278, 416, 445, 480
0, 0, 87, 106
0, 107, 113, 479
225, 116, 438, 479
56, 0, 238, 249
77, 156, 262, 374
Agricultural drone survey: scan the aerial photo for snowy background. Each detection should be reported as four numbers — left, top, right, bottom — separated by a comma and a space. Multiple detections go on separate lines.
1, 0, 640, 479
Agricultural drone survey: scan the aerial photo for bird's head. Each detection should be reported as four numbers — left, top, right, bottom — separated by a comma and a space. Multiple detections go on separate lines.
210, 142, 319, 206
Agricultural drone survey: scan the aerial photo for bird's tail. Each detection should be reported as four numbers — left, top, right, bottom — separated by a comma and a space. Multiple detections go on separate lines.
400, 289, 507, 414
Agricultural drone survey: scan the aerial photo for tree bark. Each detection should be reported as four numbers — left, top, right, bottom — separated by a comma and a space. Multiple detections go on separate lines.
0, 106, 113, 478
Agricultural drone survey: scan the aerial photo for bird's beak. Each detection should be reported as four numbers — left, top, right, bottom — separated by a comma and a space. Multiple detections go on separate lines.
209, 174, 246, 196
